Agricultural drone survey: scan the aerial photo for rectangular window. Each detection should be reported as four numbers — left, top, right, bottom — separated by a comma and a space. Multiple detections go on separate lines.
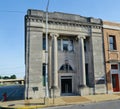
109, 35, 116, 50
69, 40, 74, 52
58, 39, 61, 51
43, 37, 46, 50
63, 39, 68, 51
62, 39, 74, 52
84, 39, 86, 52
112, 74, 117, 88
111, 64, 118, 69
85, 64, 89, 86
42, 63, 46, 86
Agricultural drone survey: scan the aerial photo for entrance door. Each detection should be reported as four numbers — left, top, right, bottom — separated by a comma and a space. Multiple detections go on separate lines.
61, 79, 72, 94
112, 74, 120, 92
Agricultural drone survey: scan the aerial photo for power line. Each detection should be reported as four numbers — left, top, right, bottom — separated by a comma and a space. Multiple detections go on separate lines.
0, 72, 25, 74
0, 10, 25, 14
0, 66, 24, 70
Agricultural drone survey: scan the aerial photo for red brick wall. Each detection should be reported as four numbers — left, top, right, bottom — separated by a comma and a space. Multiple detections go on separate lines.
103, 21, 120, 91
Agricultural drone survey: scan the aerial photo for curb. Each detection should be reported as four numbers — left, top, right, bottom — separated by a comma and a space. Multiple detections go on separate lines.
0, 105, 47, 109
1, 95, 120, 109
0, 100, 101, 109
0, 101, 92, 109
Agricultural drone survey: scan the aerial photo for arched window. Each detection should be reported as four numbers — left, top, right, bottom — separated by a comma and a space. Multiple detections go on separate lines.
60, 64, 73, 72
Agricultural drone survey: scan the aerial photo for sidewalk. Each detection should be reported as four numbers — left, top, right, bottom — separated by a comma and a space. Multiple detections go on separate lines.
0, 94, 120, 109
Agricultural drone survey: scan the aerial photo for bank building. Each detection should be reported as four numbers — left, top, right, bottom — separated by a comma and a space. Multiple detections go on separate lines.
25, 9, 106, 99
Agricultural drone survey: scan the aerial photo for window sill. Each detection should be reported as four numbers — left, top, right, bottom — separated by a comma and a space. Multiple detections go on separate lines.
109, 50, 118, 52
58, 70, 74, 73
58, 50, 74, 53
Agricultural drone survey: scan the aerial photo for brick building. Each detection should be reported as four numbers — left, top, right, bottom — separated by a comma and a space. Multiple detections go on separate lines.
103, 21, 120, 93
25, 9, 106, 99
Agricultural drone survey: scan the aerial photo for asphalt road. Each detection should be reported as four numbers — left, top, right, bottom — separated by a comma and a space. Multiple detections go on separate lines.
43, 100, 120, 109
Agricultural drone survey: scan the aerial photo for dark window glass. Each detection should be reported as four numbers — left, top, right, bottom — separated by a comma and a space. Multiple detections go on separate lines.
58, 39, 74, 52
68, 40, 74, 51
84, 39, 86, 52
43, 37, 46, 50
42, 63, 46, 86
109, 35, 116, 50
63, 40, 68, 51
65, 64, 69, 72
63, 39, 74, 52
58, 39, 61, 51
85, 64, 89, 86
112, 75, 116, 88
111, 64, 118, 69
60, 64, 73, 72
69, 65, 73, 70
63, 44, 68, 51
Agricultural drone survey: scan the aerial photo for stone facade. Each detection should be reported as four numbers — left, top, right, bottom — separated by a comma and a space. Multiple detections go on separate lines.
25, 9, 106, 99
103, 21, 120, 93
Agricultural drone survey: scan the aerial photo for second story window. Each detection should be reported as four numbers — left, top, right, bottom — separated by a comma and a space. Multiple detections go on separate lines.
58, 39, 74, 52
58, 39, 61, 51
111, 64, 118, 70
63, 39, 69, 51
109, 35, 116, 50
84, 39, 86, 52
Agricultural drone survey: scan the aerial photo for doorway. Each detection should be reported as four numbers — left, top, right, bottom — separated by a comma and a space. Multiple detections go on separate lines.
61, 78, 72, 94
112, 74, 120, 92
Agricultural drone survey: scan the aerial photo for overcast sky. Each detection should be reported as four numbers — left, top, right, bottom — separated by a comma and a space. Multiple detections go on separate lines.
0, 0, 120, 78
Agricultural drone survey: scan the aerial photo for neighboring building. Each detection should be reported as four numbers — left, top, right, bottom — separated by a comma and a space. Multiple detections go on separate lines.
103, 21, 120, 93
25, 9, 106, 99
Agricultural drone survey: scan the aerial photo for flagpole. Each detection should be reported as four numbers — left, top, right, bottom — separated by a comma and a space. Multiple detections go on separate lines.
45, 0, 50, 98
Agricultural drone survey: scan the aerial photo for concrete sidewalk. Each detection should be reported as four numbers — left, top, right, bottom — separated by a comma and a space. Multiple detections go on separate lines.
0, 94, 120, 109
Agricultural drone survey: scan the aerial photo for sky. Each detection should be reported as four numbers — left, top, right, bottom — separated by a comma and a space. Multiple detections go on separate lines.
0, 0, 120, 78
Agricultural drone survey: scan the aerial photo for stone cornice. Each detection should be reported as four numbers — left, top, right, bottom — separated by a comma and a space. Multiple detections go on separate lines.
26, 16, 102, 29
26, 9, 102, 29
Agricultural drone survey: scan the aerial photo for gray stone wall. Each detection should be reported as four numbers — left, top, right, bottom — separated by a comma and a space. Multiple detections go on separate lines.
91, 31, 106, 94
25, 16, 45, 98
25, 9, 106, 98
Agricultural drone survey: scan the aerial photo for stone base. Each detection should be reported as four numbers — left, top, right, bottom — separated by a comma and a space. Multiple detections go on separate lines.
44, 97, 49, 105
49, 87, 60, 98
107, 90, 113, 94
79, 87, 89, 96
95, 84, 107, 94
89, 87, 95, 95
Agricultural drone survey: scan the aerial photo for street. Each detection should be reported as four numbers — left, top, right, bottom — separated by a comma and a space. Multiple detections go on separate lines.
43, 100, 120, 109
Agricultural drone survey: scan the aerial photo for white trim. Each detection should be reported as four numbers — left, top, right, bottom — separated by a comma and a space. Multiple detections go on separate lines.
103, 25, 120, 30
111, 70, 119, 74
111, 63, 117, 92
110, 63, 120, 92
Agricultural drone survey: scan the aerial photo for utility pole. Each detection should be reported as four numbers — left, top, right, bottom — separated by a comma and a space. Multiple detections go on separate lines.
45, 0, 50, 99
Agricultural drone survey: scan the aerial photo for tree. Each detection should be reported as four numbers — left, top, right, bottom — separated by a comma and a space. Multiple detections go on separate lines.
3, 76, 9, 79
10, 75, 16, 79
